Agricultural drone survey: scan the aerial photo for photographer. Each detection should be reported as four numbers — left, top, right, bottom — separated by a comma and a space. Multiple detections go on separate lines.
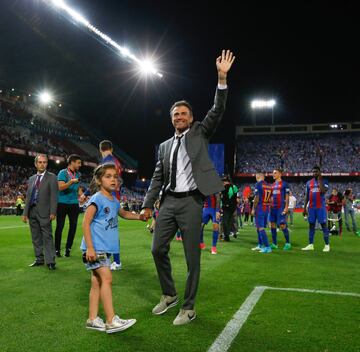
343, 188, 359, 236
221, 175, 238, 241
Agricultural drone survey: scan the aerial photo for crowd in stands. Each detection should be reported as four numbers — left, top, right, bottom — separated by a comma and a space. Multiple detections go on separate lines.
0, 98, 88, 141
0, 103, 92, 160
236, 133, 360, 173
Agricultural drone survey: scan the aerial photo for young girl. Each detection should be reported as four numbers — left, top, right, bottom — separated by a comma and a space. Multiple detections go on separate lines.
81, 163, 146, 334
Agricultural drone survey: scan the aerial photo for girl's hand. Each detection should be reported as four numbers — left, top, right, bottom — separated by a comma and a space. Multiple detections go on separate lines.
86, 248, 96, 262
139, 213, 148, 222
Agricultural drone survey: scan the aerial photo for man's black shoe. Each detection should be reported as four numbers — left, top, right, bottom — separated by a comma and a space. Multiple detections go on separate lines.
224, 237, 230, 242
29, 261, 44, 267
56, 250, 62, 258
65, 248, 71, 257
47, 263, 56, 270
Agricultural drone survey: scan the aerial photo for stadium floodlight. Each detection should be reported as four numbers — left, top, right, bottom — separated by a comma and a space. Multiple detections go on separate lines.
44, 0, 163, 78
251, 99, 276, 109
139, 60, 158, 75
39, 91, 53, 104
250, 98, 277, 125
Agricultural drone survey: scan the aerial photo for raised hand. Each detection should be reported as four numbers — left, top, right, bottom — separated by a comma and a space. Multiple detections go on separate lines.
216, 50, 235, 78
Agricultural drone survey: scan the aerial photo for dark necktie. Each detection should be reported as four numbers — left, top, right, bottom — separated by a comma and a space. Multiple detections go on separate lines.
170, 135, 183, 190
30, 174, 42, 205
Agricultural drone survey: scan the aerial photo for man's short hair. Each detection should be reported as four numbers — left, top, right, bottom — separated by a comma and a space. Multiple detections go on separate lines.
169, 100, 193, 117
99, 140, 113, 152
67, 154, 81, 165
255, 171, 265, 176
312, 165, 321, 171
34, 154, 48, 164
274, 167, 283, 174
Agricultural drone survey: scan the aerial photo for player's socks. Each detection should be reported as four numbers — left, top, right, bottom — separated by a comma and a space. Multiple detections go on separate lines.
309, 223, 315, 244
271, 228, 277, 245
113, 253, 120, 265
282, 227, 290, 243
200, 229, 204, 244
321, 223, 330, 245
259, 229, 269, 247
212, 230, 219, 247
256, 230, 263, 246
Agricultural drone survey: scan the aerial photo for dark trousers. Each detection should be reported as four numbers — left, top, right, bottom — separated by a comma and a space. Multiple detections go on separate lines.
222, 207, 235, 240
16, 204, 22, 216
55, 203, 79, 251
152, 193, 203, 310
29, 206, 55, 264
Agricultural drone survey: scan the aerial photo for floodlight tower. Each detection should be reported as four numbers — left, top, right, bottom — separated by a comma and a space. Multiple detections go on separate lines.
250, 99, 276, 125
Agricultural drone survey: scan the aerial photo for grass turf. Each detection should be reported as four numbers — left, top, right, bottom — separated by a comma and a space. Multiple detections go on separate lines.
0, 213, 359, 352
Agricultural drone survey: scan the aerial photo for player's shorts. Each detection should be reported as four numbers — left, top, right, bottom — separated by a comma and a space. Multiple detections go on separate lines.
255, 210, 269, 228
83, 252, 111, 271
269, 208, 287, 225
202, 207, 219, 224
308, 208, 327, 224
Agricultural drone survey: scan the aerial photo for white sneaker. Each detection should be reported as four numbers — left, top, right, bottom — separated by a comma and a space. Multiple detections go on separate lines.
110, 262, 122, 271
105, 315, 136, 334
251, 245, 262, 251
86, 316, 106, 331
330, 225, 336, 231
323, 244, 330, 252
301, 244, 314, 251
173, 309, 196, 325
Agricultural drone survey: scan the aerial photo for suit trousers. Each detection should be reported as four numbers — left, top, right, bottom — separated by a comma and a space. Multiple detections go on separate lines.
55, 203, 80, 251
29, 205, 55, 264
152, 192, 203, 310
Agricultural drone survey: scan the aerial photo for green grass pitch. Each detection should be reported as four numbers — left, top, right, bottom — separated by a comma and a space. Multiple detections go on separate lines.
0, 213, 359, 352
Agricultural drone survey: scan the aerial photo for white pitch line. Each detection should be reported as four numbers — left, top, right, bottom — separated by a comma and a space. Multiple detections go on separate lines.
0, 225, 28, 230
208, 286, 360, 352
266, 286, 360, 298
207, 286, 266, 352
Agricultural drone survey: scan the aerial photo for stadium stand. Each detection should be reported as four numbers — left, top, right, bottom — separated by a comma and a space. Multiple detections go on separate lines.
234, 123, 360, 208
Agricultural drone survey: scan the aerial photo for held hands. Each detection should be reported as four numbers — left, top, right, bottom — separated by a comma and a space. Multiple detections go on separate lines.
302, 208, 308, 217
50, 214, 56, 221
140, 208, 153, 221
216, 50, 235, 82
282, 208, 288, 215
138, 213, 148, 222
70, 178, 79, 184
22, 216, 28, 223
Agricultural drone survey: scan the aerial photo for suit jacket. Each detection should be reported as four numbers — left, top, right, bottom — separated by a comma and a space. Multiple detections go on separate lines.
143, 87, 228, 209
23, 171, 58, 218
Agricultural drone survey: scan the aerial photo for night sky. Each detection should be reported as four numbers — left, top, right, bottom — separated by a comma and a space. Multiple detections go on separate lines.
0, 0, 359, 177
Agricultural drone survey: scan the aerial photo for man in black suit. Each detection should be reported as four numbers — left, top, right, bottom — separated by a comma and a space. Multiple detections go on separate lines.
22, 155, 58, 270
142, 50, 235, 325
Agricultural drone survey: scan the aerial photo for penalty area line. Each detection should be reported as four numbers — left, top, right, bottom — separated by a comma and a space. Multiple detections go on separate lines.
0, 225, 28, 230
208, 285, 360, 352
207, 286, 266, 352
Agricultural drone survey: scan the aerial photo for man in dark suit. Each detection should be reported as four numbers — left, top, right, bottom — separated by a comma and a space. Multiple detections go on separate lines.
22, 155, 58, 270
142, 50, 235, 325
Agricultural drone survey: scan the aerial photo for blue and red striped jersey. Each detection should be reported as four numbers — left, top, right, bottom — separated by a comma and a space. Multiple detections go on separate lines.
254, 181, 272, 212
101, 154, 122, 176
271, 180, 289, 209
204, 194, 217, 209
306, 178, 329, 209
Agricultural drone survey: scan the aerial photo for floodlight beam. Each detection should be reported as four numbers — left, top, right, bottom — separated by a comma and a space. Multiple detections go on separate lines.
45, 0, 163, 78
